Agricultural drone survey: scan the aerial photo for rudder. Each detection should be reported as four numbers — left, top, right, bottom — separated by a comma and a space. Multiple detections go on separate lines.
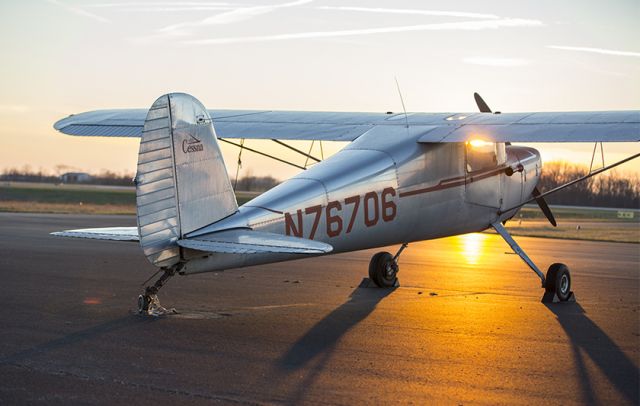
135, 93, 238, 268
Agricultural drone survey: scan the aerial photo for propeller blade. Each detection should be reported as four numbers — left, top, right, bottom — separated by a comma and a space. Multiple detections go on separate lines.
474, 92, 492, 113
532, 186, 557, 227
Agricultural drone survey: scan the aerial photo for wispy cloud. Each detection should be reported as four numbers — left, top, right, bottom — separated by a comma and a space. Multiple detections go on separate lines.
318, 6, 499, 20
44, 0, 110, 23
158, 0, 312, 35
547, 45, 640, 58
88, 2, 236, 12
88, 2, 234, 7
109, 6, 237, 12
185, 18, 543, 45
0, 105, 29, 114
462, 57, 529, 67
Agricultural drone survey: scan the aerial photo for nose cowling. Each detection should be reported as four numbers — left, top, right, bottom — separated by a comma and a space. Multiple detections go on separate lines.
518, 147, 542, 199
501, 146, 542, 218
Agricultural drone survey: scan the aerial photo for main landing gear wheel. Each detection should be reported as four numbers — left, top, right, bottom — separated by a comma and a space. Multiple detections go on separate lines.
545, 263, 572, 302
368, 252, 399, 288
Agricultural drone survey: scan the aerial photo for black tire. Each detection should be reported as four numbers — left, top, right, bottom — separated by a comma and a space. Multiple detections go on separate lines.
368, 251, 398, 288
545, 263, 571, 301
138, 294, 150, 313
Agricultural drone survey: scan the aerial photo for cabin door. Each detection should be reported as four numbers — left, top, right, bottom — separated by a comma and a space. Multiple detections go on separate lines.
464, 141, 505, 209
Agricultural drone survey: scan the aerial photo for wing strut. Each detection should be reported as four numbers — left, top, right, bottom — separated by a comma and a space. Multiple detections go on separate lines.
499, 152, 640, 214
219, 138, 307, 170
233, 138, 245, 188
272, 139, 321, 163
588, 141, 606, 173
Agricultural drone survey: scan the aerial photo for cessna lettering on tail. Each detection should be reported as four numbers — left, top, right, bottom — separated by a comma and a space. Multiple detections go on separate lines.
284, 187, 397, 239
182, 134, 203, 153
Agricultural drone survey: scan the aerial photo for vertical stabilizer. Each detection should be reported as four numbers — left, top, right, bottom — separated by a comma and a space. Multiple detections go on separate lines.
135, 93, 238, 268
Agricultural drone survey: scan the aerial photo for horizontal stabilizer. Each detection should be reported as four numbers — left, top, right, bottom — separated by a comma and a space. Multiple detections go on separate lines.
51, 227, 139, 241
178, 229, 333, 255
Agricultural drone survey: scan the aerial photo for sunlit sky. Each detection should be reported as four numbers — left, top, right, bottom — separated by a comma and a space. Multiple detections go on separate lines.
0, 0, 639, 180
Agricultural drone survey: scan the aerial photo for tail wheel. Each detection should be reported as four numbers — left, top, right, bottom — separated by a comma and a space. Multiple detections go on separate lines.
545, 263, 571, 301
368, 252, 398, 288
137, 294, 150, 314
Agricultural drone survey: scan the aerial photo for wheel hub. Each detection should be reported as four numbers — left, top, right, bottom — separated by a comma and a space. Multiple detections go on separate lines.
385, 263, 394, 278
560, 274, 569, 294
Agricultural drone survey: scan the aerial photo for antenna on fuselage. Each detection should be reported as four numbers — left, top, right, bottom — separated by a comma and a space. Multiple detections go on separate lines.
394, 76, 409, 129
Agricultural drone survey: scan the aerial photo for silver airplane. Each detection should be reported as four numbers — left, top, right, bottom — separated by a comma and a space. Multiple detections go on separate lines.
52, 92, 640, 315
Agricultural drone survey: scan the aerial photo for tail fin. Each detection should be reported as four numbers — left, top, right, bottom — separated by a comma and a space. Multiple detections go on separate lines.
135, 93, 237, 268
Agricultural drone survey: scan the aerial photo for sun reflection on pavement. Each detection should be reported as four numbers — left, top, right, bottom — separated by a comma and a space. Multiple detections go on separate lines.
458, 233, 489, 265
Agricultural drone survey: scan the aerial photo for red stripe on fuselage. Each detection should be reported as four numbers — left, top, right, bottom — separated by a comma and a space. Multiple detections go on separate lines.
398, 166, 506, 198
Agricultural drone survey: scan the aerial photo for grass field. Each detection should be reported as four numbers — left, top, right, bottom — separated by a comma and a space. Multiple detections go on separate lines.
513, 205, 638, 221
0, 182, 256, 214
497, 206, 639, 243
1, 182, 638, 243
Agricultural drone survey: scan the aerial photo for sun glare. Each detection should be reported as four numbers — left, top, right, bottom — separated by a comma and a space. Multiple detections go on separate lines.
458, 233, 489, 265
467, 139, 493, 148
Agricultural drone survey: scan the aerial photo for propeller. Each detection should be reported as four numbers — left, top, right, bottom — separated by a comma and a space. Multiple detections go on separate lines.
473, 93, 508, 146
474, 92, 492, 113
532, 186, 557, 227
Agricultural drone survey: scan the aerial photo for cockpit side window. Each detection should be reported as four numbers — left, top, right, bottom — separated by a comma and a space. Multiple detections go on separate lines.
465, 141, 498, 173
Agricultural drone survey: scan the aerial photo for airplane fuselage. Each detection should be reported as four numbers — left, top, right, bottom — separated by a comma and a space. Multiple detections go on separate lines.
181, 128, 541, 274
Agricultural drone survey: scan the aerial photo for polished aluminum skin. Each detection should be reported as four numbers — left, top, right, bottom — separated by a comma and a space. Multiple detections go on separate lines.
182, 127, 540, 274
135, 93, 239, 268
177, 229, 332, 255
51, 227, 139, 241
136, 95, 181, 268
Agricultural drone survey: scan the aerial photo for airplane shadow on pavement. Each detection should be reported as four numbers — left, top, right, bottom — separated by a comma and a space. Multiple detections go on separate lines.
274, 283, 395, 403
546, 302, 639, 405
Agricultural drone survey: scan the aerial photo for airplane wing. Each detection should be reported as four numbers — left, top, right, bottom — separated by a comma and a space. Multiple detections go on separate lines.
177, 229, 333, 254
53, 109, 391, 141
51, 227, 139, 241
54, 109, 639, 143
51, 227, 332, 254
417, 111, 640, 143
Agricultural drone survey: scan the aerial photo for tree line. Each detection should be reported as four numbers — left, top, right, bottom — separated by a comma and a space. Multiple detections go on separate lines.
1, 166, 280, 192
1, 167, 135, 186
2, 162, 638, 207
538, 161, 639, 208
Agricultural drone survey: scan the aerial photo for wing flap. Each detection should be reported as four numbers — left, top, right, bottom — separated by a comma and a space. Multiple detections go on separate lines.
51, 227, 139, 241
177, 229, 333, 255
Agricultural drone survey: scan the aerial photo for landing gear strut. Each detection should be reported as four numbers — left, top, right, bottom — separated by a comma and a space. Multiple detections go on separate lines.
138, 267, 177, 316
492, 222, 574, 302
368, 243, 407, 288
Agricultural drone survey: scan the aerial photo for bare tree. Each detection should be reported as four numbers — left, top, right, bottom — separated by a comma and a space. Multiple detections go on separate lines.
539, 162, 639, 208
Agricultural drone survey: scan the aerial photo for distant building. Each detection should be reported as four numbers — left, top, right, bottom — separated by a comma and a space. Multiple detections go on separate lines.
60, 172, 91, 183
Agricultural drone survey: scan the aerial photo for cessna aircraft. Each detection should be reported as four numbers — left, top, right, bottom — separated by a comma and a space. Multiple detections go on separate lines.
52, 92, 639, 315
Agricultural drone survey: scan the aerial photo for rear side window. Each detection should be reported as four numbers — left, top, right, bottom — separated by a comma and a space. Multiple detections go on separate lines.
465, 141, 498, 172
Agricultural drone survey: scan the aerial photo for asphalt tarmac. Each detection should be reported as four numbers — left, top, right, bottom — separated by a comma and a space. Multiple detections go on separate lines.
0, 213, 638, 405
